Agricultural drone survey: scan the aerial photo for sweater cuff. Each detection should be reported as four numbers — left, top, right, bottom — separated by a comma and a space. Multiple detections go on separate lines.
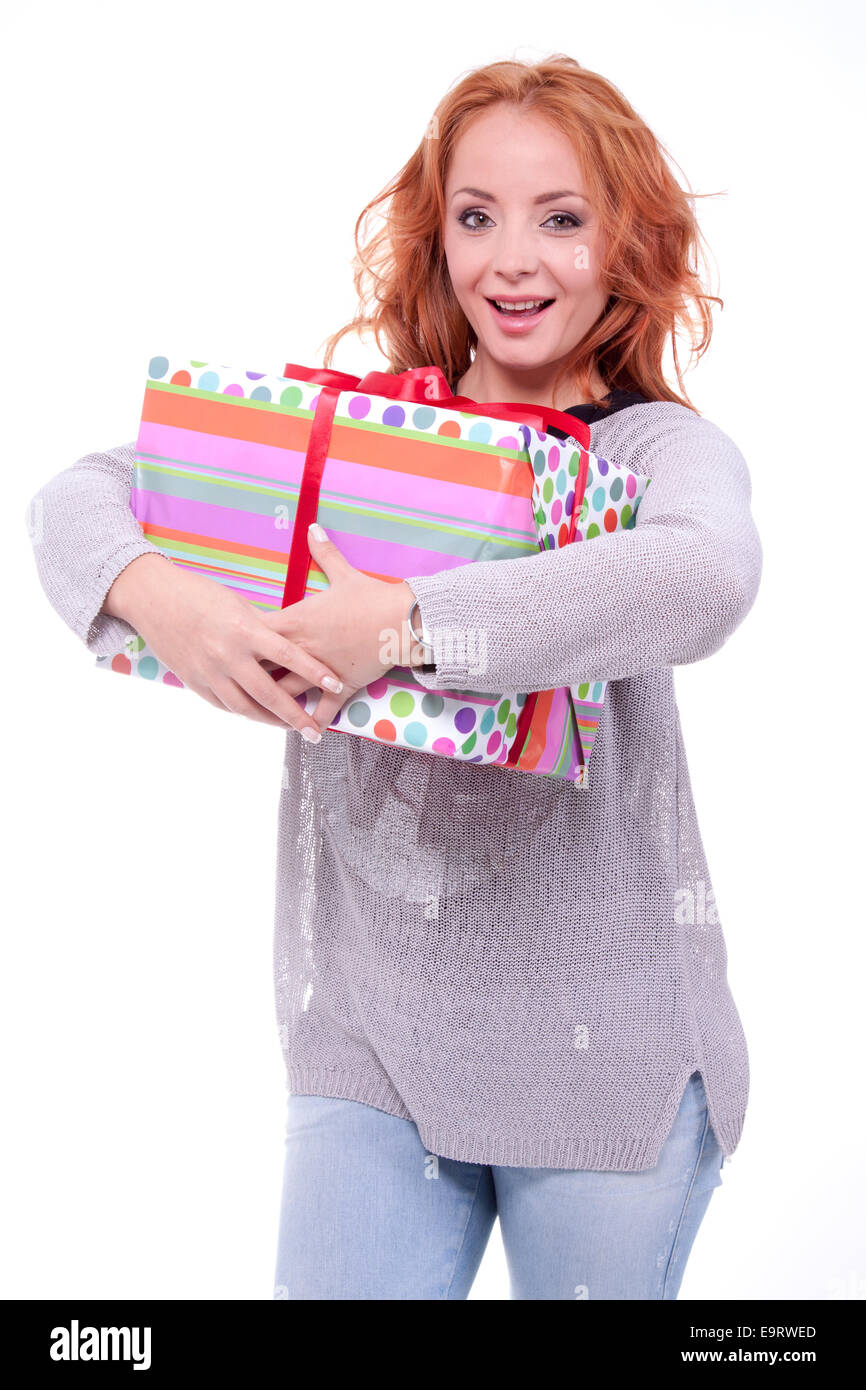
404, 572, 491, 692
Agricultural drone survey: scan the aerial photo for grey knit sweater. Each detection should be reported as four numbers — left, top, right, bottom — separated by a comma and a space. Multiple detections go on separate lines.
24, 395, 762, 1170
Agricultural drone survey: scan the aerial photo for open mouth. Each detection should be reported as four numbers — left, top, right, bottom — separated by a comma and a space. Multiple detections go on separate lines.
487, 297, 555, 317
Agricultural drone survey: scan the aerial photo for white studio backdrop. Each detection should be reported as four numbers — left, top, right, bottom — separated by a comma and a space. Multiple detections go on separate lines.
3, 0, 863, 1300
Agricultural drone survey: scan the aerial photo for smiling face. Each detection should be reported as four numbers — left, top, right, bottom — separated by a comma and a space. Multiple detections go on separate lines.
442, 104, 609, 407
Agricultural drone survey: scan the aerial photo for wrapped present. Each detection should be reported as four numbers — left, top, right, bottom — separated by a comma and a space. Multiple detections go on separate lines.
96, 355, 650, 783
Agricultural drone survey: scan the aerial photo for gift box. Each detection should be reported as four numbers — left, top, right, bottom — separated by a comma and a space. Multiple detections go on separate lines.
96, 355, 650, 784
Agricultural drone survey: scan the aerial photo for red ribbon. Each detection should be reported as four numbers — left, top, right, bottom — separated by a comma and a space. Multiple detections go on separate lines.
280, 383, 341, 609
282, 361, 590, 450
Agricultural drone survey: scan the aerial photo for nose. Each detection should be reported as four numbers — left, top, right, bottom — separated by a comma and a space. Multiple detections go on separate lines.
488, 219, 540, 280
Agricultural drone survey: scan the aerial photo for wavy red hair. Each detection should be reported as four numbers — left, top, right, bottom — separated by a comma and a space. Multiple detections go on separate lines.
319, 54, 724, 413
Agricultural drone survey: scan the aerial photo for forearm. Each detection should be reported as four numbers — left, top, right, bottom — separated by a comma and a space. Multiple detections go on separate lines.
101, 551, 176, 625
403, 411, 763, 693
404, 524, 760, 692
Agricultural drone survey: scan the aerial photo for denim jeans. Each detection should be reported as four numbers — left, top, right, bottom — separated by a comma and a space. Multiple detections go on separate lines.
273, 1070, 725, 1300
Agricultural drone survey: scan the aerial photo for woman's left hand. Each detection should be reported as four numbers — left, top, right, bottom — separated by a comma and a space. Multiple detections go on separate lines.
258, 524, 417, 731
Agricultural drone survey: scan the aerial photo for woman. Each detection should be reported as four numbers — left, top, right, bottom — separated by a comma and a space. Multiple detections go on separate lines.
25, 54, 763, 1299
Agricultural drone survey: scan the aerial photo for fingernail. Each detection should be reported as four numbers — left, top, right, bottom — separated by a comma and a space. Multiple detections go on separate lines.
301, 726, 322, 743
308, 522, 327, 542
322, 676, 343, 693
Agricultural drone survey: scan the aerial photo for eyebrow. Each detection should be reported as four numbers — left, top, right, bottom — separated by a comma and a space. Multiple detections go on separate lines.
450, 186, 589, 204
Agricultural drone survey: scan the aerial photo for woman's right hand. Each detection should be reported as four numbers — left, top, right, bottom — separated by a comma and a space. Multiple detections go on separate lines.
103, 553, 343, 739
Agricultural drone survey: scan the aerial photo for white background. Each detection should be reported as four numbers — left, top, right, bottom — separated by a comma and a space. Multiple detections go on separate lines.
4, 0, 863, 1300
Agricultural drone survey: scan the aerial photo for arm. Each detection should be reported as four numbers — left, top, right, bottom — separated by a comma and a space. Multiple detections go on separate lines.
403, 404, 763, 693
23, 441, 174, 658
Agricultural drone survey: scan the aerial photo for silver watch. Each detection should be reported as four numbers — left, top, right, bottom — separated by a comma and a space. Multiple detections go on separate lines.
407, 597, 436, 674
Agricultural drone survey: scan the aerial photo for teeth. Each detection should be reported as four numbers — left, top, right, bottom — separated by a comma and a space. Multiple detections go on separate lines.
493, 298, 549, 312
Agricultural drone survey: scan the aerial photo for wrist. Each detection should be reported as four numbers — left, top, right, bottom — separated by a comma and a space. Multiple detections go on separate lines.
390, 581, 434, 670
103, 551, 177, 626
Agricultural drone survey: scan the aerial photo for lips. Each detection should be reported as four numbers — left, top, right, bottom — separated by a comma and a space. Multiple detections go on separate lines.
484, 297, 556, 333
487, 297, 555, 316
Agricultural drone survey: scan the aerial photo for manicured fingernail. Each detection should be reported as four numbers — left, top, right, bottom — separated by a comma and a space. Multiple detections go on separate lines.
322, 676, 343, 693
301, 726, 322, 743
308, 522, 327, 542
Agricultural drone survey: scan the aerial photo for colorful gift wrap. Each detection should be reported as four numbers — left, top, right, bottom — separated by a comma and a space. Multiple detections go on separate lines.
96, 356, 650, 784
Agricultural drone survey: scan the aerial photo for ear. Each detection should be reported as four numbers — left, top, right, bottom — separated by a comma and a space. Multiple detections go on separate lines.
306, 522, 353, 581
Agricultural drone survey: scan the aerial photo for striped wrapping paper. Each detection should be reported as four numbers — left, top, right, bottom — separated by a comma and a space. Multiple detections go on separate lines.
95, 356, 650, 784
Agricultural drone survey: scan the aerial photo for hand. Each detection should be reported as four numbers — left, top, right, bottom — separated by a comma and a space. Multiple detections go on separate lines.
106, 553, 345, 738
255, 661, 363, 733
258, 523, 419, 732
265, 673, 365, 736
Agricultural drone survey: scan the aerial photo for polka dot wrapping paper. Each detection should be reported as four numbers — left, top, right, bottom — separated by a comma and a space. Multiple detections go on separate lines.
95, 356, 650, 783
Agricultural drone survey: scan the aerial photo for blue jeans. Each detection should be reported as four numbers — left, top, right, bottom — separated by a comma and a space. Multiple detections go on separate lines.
273, 1070, 724, 1300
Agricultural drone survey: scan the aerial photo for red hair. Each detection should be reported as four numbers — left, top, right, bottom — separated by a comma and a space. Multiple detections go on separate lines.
320, 54, 724, 413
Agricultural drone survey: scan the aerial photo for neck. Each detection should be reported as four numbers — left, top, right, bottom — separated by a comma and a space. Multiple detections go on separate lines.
455, 355, 608, 411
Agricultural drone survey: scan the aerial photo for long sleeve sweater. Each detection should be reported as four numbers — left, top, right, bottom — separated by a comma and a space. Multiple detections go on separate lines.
24, 390, 763, 1170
